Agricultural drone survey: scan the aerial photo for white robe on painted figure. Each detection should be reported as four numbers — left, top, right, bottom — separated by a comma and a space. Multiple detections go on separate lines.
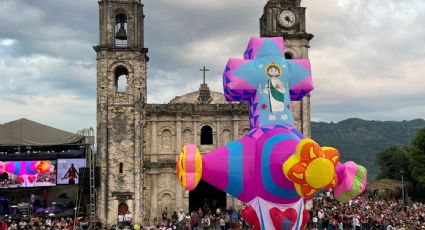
268, 78, 285, 113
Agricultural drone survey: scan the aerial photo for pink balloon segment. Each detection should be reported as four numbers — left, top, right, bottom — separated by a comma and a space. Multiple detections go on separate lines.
176, 37, 367, 230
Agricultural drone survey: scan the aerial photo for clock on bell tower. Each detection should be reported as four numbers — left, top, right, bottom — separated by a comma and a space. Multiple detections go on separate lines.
260, 0, 314, 137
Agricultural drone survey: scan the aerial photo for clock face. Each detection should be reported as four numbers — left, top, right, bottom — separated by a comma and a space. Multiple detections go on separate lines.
278, 10, 297, 28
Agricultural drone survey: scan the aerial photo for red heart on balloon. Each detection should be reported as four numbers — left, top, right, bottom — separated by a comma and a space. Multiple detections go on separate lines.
241, 206, 260, 230
269, 207, 298, 230
300, 209, 310, 230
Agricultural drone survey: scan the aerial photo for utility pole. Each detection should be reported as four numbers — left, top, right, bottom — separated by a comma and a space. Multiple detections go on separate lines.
401, 169, 405, 204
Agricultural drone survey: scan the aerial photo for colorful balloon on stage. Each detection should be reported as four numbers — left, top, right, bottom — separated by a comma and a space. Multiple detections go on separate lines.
176, 37, 367, 230
0, 160, 53, 187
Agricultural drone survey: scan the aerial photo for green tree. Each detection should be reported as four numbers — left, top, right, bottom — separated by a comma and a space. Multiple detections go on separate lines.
409, 128, 425, 186
376, 146, 410, 180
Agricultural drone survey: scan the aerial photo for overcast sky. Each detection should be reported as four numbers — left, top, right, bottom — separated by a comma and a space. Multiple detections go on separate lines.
0, 0, 424, 133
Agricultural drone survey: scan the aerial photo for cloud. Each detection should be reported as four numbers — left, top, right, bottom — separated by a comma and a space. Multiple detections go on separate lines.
306, 0, 425, 121
0, 0, 424, 133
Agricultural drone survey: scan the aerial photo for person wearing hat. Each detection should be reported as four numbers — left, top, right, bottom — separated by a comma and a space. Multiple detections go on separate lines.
178, 209, 185, 223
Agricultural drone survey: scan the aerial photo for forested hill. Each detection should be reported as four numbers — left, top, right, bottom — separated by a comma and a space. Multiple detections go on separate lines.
311, 118, 425, 179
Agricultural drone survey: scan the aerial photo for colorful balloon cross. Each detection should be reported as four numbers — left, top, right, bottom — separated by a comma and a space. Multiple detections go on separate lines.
177, 37, 367, 230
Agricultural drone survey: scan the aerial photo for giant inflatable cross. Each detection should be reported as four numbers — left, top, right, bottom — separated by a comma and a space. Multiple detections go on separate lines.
177, 37, 367, 230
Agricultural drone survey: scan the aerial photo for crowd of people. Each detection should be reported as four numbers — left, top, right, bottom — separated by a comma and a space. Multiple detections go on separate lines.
0, 216, 90, 230
135, 193, 425, 230
2, 192, 425, 229
308, 192, 425, 230
135, 206, 246, 230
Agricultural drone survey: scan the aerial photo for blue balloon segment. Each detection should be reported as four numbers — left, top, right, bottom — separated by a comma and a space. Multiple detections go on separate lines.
262, 134, 299, 198
233, 62, 258, 88
256, 39, 284, 58
226, 141, 244, 197
288, 61, 311, 87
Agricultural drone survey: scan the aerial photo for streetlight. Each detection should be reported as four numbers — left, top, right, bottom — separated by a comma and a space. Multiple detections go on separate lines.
400, 169, 405, 204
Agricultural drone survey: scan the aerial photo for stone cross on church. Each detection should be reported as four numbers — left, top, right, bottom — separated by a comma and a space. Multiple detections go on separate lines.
199, 66, 210, 84
197, 66, 213, 104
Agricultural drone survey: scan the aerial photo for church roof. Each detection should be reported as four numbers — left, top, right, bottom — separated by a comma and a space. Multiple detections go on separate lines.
169, 90, 228, 104
0, 118, 82, 146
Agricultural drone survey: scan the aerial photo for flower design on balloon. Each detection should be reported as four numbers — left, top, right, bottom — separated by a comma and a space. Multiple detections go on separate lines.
176, 144, 202, 191
283, 139, 340, 198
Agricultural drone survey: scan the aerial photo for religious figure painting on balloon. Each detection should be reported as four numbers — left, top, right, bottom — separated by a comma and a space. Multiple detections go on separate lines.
176, 37, 367, 230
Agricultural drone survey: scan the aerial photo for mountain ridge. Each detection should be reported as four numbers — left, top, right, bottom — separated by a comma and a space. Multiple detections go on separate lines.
311, 118, 425, 179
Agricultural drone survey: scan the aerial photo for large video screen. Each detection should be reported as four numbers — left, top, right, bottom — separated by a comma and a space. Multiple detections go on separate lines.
0, 160, 57, 188
57, 158, 86, 185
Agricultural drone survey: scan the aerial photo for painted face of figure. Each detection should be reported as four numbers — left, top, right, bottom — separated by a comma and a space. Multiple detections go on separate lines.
266, 64, 281, 78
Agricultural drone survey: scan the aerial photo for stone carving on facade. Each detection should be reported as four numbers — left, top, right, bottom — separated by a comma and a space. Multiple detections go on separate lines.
160, 129, 172, 153
158, 190, 175, 218
197, 83, 213, 104
182, 129, 193, 145
221, 129, 232, 146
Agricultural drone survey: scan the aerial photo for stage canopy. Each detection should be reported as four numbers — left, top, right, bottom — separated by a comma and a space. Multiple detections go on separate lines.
0, 118, 82, 146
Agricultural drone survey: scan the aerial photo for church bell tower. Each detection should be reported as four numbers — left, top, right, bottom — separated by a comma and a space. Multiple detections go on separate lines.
95, 0, 148, 225
260, 0, 314, 137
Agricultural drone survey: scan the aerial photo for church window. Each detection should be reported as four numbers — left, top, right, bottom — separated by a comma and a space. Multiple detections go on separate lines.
119, 162, 123, 174
201, 125, 213, 145
115, 66, 129, 93
285, 52, 294, 59
115, 13, 128, 47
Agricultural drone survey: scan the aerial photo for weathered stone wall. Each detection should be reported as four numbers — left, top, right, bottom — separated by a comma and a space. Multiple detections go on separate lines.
96, 49, 147, 225
143, 104, 250, 219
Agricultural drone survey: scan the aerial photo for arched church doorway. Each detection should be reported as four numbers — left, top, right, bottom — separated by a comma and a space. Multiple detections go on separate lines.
189, 180, 226, 213
118, 203, 129, 215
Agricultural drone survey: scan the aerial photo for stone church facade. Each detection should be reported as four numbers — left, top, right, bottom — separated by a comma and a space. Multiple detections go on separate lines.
95, 0, 313, 226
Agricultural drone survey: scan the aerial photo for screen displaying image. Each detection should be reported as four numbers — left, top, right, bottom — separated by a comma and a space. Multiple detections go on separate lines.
0, 160, 57, 188
57, 158, 86, 185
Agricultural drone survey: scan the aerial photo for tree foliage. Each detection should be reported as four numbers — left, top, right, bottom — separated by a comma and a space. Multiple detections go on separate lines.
375, 128, 425, 193
376, 146, 410, 181
409, 128, 425, 186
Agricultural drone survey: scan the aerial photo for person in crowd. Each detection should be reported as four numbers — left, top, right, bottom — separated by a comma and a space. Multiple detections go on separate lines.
171, 210, 178, 223
8, 221, 17, 230
219, 214, 226, 230
117, 212, 124, 230
197, 208, 203, 222
178, 209, 185, 224
231, 209, 239, 229
0, 221, 7, 230
200, 213, 210, 230
162, 207, 168, 221
41, 190, 48, 208
18, 220, 26, 230
124, 211, 132, 227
